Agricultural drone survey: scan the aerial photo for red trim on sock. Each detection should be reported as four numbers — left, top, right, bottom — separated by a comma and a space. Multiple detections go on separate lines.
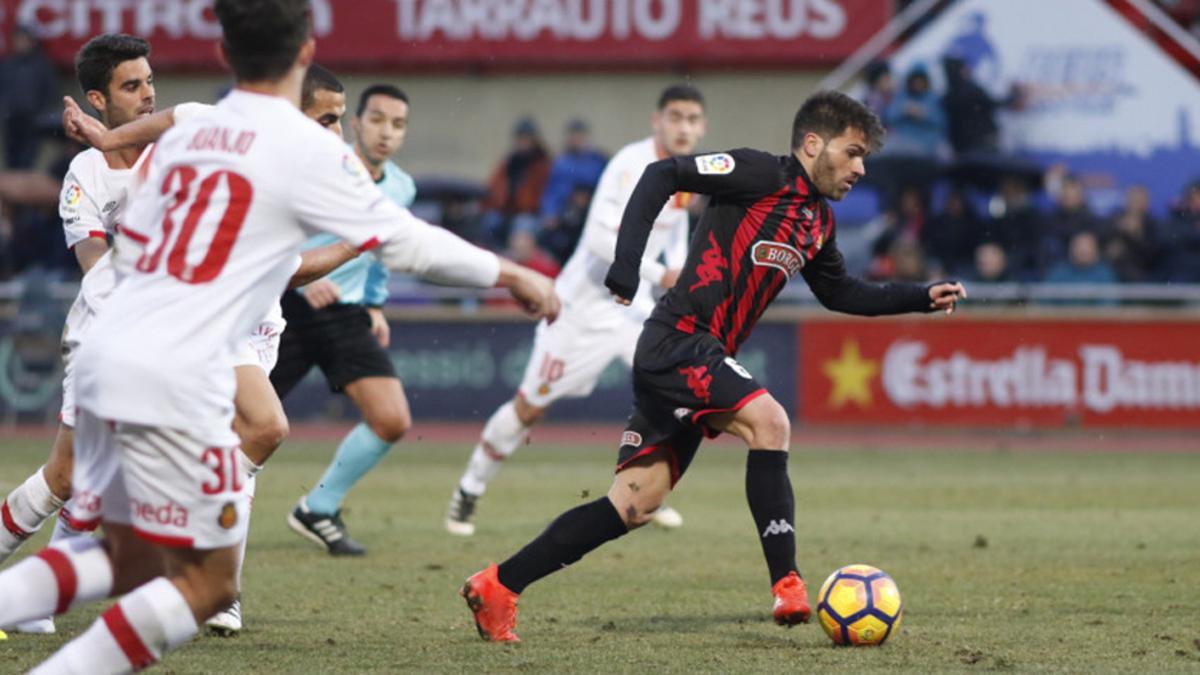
2, 500, 30, 538
59, 507, 101, 533
102, 603, 157, 671
132, 527, 194, 548
35, 548, 78, 615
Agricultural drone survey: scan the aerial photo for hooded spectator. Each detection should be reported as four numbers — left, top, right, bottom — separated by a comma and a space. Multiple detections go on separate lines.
883, 63, 947, 157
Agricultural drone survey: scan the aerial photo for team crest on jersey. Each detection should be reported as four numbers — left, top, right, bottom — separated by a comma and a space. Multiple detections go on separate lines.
218, 502, 238, 530
695, 153, 735, 175
620, 431, 643, 448
63, 184, 82, 209
751, 241, 804, 278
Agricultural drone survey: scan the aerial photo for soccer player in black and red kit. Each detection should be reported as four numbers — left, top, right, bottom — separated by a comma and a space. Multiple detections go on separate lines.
462, 91, 967, 642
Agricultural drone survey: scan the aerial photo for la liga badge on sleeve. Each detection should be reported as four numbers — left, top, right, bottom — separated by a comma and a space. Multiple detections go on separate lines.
695, 153, 735, 175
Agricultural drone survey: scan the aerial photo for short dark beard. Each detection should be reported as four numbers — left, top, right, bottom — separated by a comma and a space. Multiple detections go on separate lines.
811, 147, 839, 199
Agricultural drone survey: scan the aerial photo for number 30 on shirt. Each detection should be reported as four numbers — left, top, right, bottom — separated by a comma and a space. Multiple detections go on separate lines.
136, 166, 254, 284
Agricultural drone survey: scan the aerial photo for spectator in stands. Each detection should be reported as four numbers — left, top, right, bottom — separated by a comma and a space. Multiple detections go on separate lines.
1105, 184, 1161, 282
921, 187, 979, 277
0, 25, 59, 169
862, 61, 894, 121
968, 240, 1016, 284
887, 238, 929, 283
883, 63, 947, 158
1041, 173, 1103, 270
982, 175, 1042, 278
868, 186, 925, 280
538, 118, 606, 263
539, 184, 591, 265
540, 118, 606, 227
480, 116, 551, 249
1161, 180, 1200, 282
941, 55, 1021, 156
1044, 230, 1118, 290
507, 229, 560, 279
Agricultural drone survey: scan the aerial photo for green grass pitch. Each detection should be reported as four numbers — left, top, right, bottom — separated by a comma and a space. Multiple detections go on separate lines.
1, 435, 1198, 673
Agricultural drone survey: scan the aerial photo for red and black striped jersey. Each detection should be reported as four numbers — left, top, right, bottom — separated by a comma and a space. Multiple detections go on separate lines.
606, 148, 932, 356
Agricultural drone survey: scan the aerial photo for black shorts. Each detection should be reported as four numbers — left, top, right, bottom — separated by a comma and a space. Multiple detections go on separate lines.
270, 291, 397, 398
615, 321, 767, 486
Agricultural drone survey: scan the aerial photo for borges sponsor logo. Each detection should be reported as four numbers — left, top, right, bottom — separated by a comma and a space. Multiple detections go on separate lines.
751, 241, 803, 278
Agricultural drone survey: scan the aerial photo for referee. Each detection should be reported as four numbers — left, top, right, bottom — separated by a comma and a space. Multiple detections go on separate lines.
272, 79, 416, 556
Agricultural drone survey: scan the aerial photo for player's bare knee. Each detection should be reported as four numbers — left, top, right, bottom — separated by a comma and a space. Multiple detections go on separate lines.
608, 478, 670, 529
513, 395, 546, 426
247, 414, 289, 455
43, 463, 73, 502
368, 410, 410, 444
744, 402, 790, 449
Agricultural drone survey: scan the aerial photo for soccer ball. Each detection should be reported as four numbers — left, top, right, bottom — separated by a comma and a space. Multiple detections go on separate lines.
816, 564, 903, 646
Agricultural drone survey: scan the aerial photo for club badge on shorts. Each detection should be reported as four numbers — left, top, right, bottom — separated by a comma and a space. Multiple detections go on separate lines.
218, 502, 238, 530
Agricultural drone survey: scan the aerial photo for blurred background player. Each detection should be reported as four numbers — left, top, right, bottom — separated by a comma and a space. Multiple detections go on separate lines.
0, 33, 159, 635
445, 85, 707, 536
462, 91, 966, 643
270, 81, 418, 557
0, 0, 557, 669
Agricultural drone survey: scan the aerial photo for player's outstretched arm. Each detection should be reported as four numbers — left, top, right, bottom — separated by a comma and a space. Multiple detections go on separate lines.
288, 241, 359, 288
802, 237, 966, 316
497, 259, 560, 322
63, 97, 208, 151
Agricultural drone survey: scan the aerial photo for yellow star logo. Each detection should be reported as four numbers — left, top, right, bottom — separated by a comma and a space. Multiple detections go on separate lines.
823, 339, 879, 409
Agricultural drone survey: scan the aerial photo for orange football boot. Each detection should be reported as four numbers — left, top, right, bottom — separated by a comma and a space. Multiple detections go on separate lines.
461, 564, 521, 642
772, 571, 812, 626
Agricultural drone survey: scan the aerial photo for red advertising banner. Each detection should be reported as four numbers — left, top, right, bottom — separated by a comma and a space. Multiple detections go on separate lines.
0, 0, 890, 70
799, 320, 1200, 428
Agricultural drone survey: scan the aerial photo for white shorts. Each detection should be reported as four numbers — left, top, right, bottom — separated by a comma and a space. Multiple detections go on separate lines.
72, 408, 251, 549
59, 295, 99, 428
517, 311, 640, 408
231, 322, 283, 373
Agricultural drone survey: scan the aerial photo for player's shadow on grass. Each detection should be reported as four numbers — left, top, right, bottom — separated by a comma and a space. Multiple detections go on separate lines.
585, 612, 772, 634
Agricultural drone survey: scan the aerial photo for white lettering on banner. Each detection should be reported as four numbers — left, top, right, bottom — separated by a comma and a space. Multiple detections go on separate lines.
395, 0, 681, 41
17, 0, 332, 40
883, 341, 1077, 409
699, 0, 846, 40
882, 340, 1200, 413
1081, 345, 1200, 413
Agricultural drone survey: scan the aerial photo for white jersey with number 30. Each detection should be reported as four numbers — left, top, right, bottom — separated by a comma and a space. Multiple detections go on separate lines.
77, 90, 499, 445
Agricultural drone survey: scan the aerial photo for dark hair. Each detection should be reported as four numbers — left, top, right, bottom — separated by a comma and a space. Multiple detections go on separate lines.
658, 84, 705, 110
74, 34, 150, 96
301, 63, 344, 111
791, 90, 885, 152
214, 0, 311, 82
356, 84, 409, 118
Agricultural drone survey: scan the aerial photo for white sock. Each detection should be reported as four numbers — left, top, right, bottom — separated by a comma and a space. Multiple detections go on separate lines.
458, 401, 529, 497
1, 467, 66, 561
0, 537, 113, 630
234, 474, 256, 591
31, 576, 197, 675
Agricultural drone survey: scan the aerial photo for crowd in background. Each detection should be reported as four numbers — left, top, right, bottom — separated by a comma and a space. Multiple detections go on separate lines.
3, 17, 1200, 300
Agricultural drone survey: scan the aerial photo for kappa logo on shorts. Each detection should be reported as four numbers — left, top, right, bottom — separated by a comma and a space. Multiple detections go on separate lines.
679, 365, 714, 403
751, 241, 804, 278
695, 153, 736, 175
620, 431, 643, 448
218, 502, 238, 530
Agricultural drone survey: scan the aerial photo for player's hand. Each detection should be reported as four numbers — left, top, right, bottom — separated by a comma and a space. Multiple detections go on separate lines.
63, 96, 112, 150
303, 279, 342, 309
367, 306, 390, 348
660, 268, 682, 291
612, 294, 633, 306
928, 281, 967, 315
498, 260, 561, 323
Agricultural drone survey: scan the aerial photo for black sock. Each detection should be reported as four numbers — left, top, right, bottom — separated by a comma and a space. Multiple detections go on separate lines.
746, 449, 798, 585
497, 497, 628, 594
